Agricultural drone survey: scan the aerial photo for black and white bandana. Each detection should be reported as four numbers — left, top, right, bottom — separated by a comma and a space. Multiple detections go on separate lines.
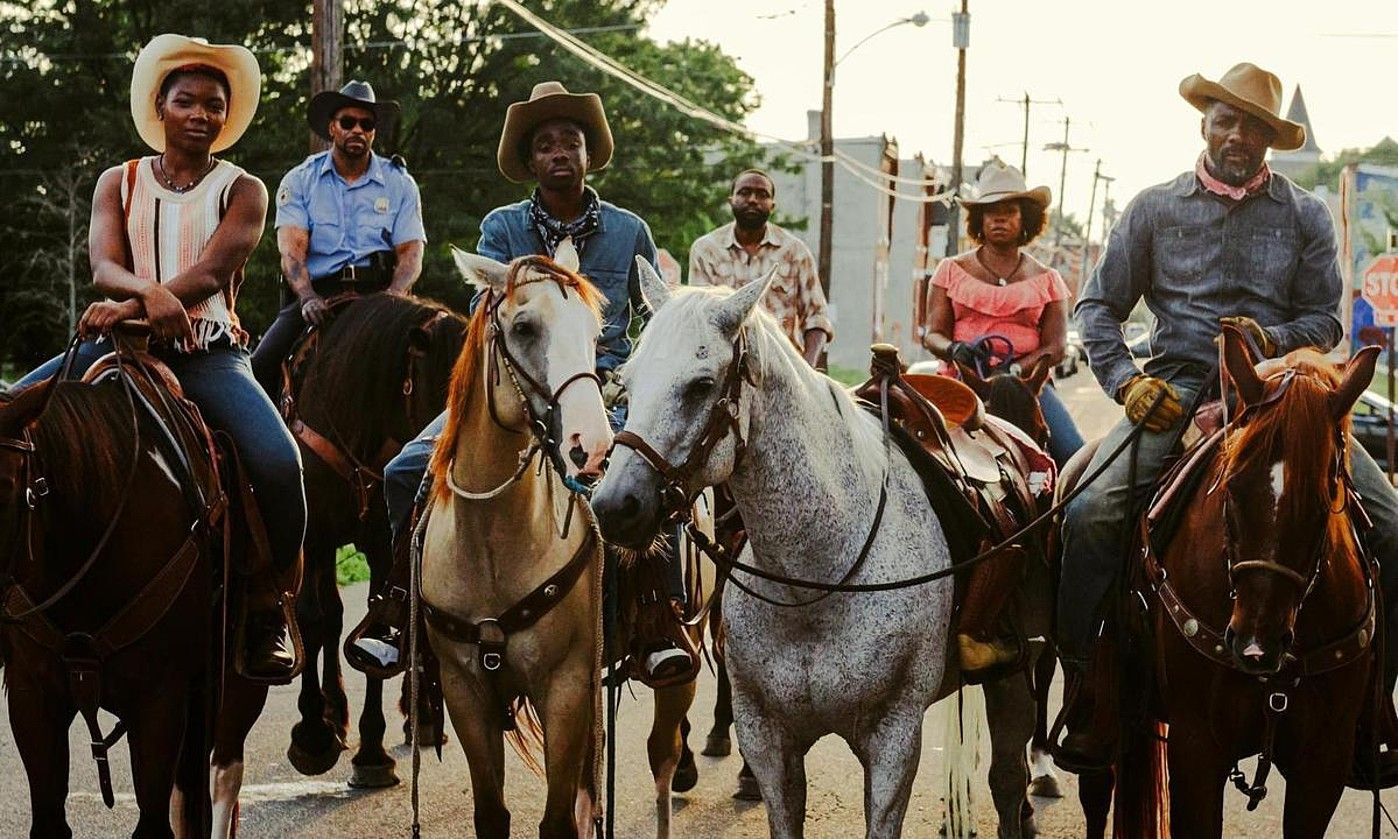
529, 186, 602, 257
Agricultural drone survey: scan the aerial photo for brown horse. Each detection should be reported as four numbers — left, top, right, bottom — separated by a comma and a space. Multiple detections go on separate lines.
1110, 327, 1381, 837
279, 293, 466, 787
0, 352, 270, 838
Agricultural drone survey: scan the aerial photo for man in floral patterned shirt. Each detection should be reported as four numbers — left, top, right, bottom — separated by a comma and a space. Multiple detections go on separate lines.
689, 169, 833, 367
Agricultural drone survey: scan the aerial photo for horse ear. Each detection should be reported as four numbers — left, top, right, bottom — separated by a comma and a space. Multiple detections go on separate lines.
714, 264, 775, 337
451, 245, 508, 293
1332, 345, 1381, 420
1221, 323, 1265, 406
1024, 357, 1054, 395
554, 236, 581, 273
635, 255, 672, 313
957, 362, 993, 399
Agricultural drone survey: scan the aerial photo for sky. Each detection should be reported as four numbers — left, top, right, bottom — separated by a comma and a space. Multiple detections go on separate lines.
646, 0, 1397, 229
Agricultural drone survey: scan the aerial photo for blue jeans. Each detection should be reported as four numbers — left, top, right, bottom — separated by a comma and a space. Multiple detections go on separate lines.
387, 404, 687, 601
1039, 382, 1085, 468
19, 340, 307, 574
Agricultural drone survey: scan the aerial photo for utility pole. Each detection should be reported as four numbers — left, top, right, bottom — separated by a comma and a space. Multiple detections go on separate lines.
1044, 116, 1087, 255
944, 0, 970, 260
818, 0, 835, 297
995, 92, 1060, 178
1080, 160, 1114, 291
311, 0, 343, 152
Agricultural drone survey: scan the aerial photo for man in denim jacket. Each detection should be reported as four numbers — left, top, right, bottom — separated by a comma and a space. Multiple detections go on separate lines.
347, 83, 696, 686
1057, 63, 1398, 785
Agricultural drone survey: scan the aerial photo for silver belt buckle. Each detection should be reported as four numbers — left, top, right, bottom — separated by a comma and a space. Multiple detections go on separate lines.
344, 264, 358, 283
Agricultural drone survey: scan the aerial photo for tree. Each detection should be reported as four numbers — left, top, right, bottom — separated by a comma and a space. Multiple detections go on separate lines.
0, 0, 762, 368
1292, 137, 1398, 192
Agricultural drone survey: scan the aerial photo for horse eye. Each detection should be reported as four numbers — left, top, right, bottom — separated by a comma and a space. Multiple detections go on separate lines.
685, 377, 716, 400
511, 320, 536, 339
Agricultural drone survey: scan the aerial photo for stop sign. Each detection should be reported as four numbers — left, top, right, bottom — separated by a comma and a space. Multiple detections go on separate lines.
1362, 254, 1398, 314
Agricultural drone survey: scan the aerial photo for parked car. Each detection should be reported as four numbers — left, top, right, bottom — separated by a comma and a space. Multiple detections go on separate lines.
1350, 388, 1398, 471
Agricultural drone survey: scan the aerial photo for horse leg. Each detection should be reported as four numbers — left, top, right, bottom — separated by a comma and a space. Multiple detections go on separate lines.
734, 705, 809, 838
349, 674, 397, 788
983, 674, 1038, 837
851, 705, 925, 839
8, 664, 75, 839
1027, 647, 1062, 799
209, 678, 268, 839
288, 547, 345, 776
703, 657, 734, 757
1077, 769, 1113, 839
649, 680, 698, 839
129, 679, 190, 839
1164, 725, 1227, 839
439, 652, 510, 837
536, 668, 595, 839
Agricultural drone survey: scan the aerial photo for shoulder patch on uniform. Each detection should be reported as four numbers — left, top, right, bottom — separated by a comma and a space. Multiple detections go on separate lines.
390, 154, 408, 171
277, 185, 291, 207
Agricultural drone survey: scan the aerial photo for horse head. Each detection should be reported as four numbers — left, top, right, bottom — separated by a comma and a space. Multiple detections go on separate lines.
592, 260, 777, 548
448, 239, 612, 481
957, 357, 1052, 449
1215, 324, 1379, 674
0, 384, 45, 570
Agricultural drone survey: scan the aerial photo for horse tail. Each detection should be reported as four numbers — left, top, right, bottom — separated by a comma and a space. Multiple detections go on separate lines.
504, 695, 546, 777
940, 685, 985, 839
1111, 672, 1170, 837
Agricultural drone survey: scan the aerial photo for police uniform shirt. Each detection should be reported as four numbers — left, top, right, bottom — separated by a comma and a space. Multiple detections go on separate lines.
274, 151, 426, 279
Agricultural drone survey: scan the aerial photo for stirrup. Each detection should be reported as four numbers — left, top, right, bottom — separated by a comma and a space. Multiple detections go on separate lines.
344, 620, 407, 679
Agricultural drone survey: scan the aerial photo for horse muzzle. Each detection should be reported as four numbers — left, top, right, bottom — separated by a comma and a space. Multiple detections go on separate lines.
1224, 625, 1292, 675
590, 465, 663, 549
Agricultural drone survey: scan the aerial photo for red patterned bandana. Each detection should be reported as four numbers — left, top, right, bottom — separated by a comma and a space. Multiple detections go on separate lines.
1196, 152, 1270, 202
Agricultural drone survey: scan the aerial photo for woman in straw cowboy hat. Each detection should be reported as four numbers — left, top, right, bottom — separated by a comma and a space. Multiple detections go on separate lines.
919, 161, 1083, 677
13, 34, 304, 682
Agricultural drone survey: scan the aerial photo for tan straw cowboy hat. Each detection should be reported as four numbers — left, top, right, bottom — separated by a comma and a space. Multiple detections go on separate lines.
961, 161, 1051, 208
497, 81, 614, 183
130, 34, 261, 154
1178, 62, 1305, 151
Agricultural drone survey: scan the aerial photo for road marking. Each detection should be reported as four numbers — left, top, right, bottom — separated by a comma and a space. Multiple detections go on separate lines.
72, 780, 358, 807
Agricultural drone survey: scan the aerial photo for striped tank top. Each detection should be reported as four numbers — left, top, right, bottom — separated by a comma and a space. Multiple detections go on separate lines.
120, 157, 250, 350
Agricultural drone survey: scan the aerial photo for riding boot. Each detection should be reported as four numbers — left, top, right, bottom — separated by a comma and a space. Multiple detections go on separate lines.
345, 517, 414, 679
1051, 638, 1120, 773
1347, 662, 1398, 790
236, 571, 301, 684
631, 589, 700, 689
956, 544, 1025, 681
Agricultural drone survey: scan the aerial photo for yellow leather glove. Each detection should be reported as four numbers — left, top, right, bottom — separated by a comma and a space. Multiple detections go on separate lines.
1120, 375, 1183, 433
1219, 316, 1277, 358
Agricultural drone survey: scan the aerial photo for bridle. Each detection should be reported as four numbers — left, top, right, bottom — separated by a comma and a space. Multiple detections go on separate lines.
611, 329, 751, 524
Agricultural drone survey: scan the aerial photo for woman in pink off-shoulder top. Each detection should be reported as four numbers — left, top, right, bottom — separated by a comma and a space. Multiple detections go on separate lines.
922, 162, 1084, 467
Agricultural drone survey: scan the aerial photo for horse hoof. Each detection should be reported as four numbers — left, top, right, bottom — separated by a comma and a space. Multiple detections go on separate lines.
348, 761, 400, 789
286, 738, 345, 777
702, 732, 731, 757
1028, 773, 1063, 799
672, 749, 698, 793
732, 774, 762, 801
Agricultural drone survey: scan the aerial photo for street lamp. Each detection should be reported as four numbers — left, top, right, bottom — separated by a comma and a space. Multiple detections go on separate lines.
818, 8, 930, 298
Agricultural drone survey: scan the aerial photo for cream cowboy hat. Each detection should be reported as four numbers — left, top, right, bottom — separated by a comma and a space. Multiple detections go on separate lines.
130, 34, 261, 154
1179, 62, 1305, 151
961, 162, 1051, 208
497, 81, 614, 183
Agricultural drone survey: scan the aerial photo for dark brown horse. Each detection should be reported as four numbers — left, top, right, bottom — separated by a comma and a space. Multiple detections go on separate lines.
280, 293, 466, 787
1108, 328, 1381, 837
0, 353, 270, 838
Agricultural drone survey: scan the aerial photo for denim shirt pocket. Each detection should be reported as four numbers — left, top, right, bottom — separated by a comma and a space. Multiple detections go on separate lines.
1241, 227, 1300, 296
1151, 225, 1208, 291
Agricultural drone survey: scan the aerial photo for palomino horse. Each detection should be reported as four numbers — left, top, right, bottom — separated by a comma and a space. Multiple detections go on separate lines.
1107, 326, 1381, 837
280, 294, 466, 786
0, 346, 273, 838
594, 265, 965, 838
420, 242, 703, 837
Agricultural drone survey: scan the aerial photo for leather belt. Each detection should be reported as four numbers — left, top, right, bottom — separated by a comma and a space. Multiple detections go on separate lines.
313, 263, 388, 285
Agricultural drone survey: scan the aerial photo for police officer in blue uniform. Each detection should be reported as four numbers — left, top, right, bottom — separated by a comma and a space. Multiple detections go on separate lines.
251, 80, 426, 397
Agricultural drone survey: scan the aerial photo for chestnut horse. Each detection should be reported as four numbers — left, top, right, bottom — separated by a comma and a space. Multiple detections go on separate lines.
1110, 327, 1381, 837
280, 293, 467, 787
0, 351, 271, 838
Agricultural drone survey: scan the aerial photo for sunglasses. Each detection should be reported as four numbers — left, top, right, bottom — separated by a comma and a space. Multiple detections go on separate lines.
337, 115, 377, 132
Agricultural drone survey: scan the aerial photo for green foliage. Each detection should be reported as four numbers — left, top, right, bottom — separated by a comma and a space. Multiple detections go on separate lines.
1291, 137, 1398, 192
335, 543, 371, 586
0, 0, 762, 367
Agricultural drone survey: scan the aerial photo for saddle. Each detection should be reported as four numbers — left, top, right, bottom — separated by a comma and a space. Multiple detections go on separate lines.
853, 344, 1047, 555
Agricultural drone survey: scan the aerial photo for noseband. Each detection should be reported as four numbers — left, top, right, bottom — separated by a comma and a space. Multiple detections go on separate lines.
611, 331, 751, 523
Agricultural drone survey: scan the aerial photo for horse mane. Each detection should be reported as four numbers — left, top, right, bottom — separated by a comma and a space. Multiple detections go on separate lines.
428, 256, 604, 494
27, 380, 138, 511
299, 294, 465, 455
1217, 349, 1350, 529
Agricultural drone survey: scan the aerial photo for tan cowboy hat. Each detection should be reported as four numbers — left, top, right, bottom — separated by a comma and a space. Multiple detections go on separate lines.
961, 161, 1051, 208
130, 34, 261, 154
1179, 62, 1305, 151
497, 81, 614, 183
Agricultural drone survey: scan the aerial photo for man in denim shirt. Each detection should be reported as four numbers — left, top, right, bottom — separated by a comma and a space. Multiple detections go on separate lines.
1057, 63, 1398, 783
348, 83, 696, 685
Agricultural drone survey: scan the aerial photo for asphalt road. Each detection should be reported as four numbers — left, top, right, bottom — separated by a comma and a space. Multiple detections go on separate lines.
3, 368, 1397, 837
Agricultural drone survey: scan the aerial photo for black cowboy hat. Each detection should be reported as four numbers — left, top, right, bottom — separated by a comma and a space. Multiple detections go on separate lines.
307, 80, 400, 140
